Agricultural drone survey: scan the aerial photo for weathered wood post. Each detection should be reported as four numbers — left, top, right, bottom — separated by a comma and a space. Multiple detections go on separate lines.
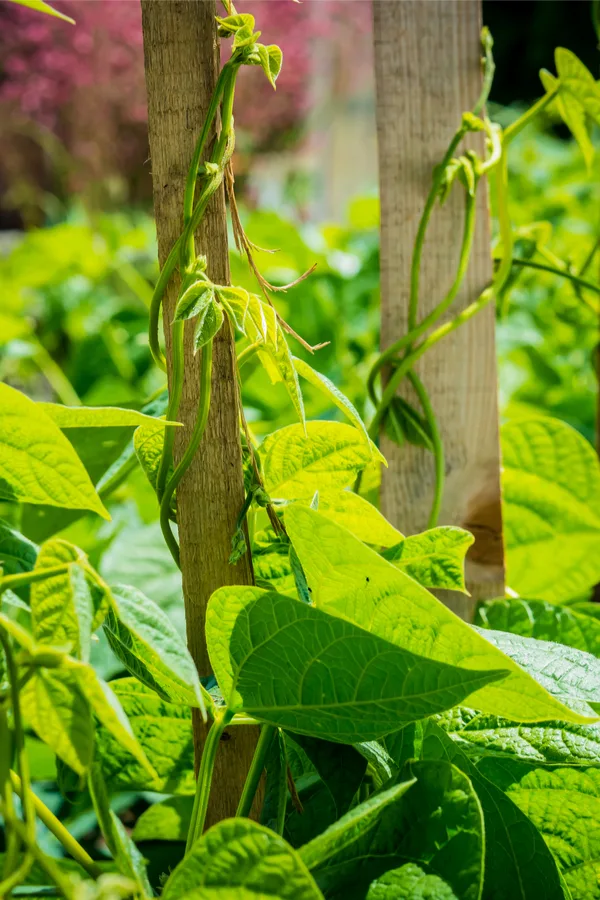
373, 0, 505, 617
140, 0, 258, 823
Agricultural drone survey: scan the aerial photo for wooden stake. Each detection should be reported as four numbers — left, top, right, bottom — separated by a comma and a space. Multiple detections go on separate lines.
373, 0, 505, 617
141, 0, 259, 825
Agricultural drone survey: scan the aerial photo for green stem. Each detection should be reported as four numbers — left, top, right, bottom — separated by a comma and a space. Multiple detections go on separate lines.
408, 126, 467, 331
503, 88, 558, 145
32, 342, 81, 407
235, 725, 275, 819
579, 235, 600, 276
0, 850, 34, 898
186, 712, 230, 853
0, 708, 19, 881
0, 633, 34, 844
408, 370, 444, 528
0, 806, 76, 900
160, 339, 214, 567
156, 319, 185, 506
0, 566, 70, 595
237, 340, 262, 369
10, 771, 102, 880
509, 257, 600, 307
368, 188, 477, 407
149, 238, 181, 372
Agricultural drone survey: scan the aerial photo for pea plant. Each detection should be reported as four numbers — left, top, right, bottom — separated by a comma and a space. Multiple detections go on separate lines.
3, 4, 600, 900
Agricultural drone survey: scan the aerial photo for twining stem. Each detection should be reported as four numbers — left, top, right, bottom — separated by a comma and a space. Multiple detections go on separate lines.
0, 634, 34, 844
160, 339, 214, 567
407, 370, 445, 529
186, 712, 231, 853
509, 257, 600, 309
10, 771, 102, 880
368, 188, 477, 407
408, 124, 468, 332
0, 708, 19, 881
156, 319, 185, 505
235, 724, 276, 818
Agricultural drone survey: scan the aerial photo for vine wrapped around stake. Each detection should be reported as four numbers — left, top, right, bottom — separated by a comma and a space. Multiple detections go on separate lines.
365, 33, 600, 529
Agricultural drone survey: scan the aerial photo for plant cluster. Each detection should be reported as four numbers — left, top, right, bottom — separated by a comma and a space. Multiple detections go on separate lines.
3, 3, 600, 900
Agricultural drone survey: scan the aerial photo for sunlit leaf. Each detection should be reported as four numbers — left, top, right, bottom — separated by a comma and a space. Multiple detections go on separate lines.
382, 527, 474, 593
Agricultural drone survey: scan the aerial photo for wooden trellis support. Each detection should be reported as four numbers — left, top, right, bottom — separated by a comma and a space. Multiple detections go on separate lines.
373, 0, 505, 617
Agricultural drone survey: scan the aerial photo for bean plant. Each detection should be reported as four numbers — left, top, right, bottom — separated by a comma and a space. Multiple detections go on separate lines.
3, 3, 600, 900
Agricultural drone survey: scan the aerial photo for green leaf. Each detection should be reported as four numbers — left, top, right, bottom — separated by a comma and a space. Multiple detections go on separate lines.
21, 668, 93, 775
260, 421, 383, 500
366, 864, 458, 900
382, 527, 474, 593
292, 357, 370, 445
194, 299, 224, 351
215, 13, 255, 34
174, 283, 214, 323
206, 586, 507, 742
88, 762, 152, 897
555, 47, 600, 125
0, 518, 37, 579
65, 658, 157, 778
161, 818, 323, 900
257, 329, 305, 428
92, 678, 195, 794
474, 626, 600, 718
285, 505, 598, 724
134, 418, 168, 493
254, 549, 297, 597
300, 760, 484, 900
283, 733, 367, 847
540, 69, 594, 170
476, 596, 600, 658
479, 757, 600, 899
434, 705, 600, 767
103, 583, 207, 711
30, 540, 93, 661
6, 0, 74, 23
0, 383, 109, 518
39, 404, 176, 429
255, 44, 283, 88
502, 416, 600, 602
304, 490, 403, 548
132, 795, 193, 843
422, 723, 565, 900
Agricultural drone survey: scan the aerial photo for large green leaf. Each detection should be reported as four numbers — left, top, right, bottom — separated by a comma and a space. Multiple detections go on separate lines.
132, 795, 193, 843
161, 818, 323, 900
260, 421, 383, 500
422, 723, 564, 900
283, 733, 367, 847
103, 583, 206, 711
39, 404, 176, 429
300, 760, 484, 900
0, 383, 109, 518
30, 540, 93, 661
474, 626, 600, 718
502, 417, 600, 601
285, 506, 597, 725
382, 527, 474, 593
206, 586, 508, 743
65, 658, 156, 778
310, 490, 402, 548
540, 69, 594, 170
0, 518, 37, 578
92, 679, 195, 794
366, 864, 458, 900
479, 757, 600, 899
476, 596, 600, 658
555, 47, 600, 125
435, 705, 600, 766
21, 668, 93, 775
292, 357, 370, 445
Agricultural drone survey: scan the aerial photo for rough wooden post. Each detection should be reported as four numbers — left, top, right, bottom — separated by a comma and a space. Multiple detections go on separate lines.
141, 0, 258, 824
373, 0, 505, 617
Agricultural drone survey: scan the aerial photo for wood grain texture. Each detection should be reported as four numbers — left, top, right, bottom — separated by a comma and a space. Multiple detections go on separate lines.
373, 0, 505, 617
141, 0, 259, 825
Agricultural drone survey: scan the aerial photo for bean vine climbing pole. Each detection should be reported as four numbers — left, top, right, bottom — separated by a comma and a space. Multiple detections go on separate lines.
372, 0, 505, 618
140, 0, 259, 823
